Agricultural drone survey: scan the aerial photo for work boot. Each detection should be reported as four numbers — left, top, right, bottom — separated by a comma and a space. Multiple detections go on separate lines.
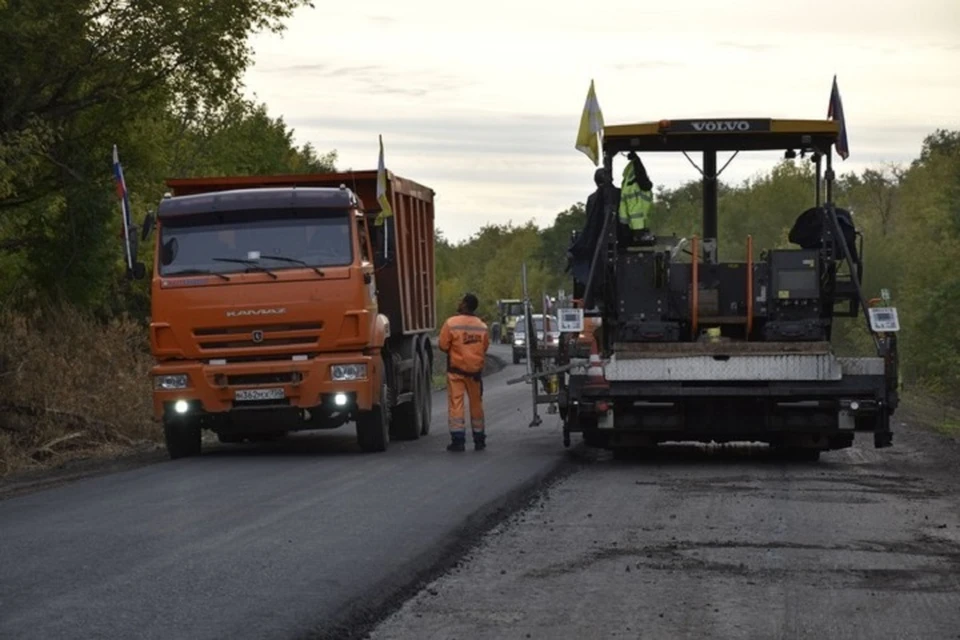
473, 433, 486, 451
447, 433, 465, 452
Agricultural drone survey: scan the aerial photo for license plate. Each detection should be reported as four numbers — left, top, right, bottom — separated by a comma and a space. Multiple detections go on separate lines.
234, 387, 285, 402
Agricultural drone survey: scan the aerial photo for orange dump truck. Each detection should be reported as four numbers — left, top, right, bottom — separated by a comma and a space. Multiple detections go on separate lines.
142, 170, 436, 458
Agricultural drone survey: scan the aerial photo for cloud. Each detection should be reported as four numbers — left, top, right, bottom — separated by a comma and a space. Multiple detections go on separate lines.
611, 60, 684, 71
252, 63, 465, 98
716, 41, 778, 53
238, 0, 960, 242
289, 112, 580, 160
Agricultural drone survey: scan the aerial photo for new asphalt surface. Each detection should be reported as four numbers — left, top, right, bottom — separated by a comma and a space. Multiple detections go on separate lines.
0, 345, 566, 640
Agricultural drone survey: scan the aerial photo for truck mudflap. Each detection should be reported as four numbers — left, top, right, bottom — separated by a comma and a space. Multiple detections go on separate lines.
151, 352, 379, 420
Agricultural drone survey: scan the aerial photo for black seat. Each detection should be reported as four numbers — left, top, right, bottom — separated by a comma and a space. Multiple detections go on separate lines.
789, 206, 859, 264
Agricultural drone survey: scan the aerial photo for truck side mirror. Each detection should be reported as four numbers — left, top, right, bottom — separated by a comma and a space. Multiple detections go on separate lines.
141, 212, 155, 241
129, 261, 147, 280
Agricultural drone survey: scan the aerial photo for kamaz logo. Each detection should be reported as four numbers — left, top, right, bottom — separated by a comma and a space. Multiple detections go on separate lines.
691, 120, 751, 132
225, 308, 286, 318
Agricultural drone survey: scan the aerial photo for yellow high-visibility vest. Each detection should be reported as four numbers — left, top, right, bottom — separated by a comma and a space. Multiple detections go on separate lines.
618, 160, 653, 230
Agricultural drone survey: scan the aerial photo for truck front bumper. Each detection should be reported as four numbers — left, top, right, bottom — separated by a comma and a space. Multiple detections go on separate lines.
151, 353, 377, 420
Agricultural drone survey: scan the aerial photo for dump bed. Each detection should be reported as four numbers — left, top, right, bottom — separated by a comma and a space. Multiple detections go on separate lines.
164, 170, 436, 336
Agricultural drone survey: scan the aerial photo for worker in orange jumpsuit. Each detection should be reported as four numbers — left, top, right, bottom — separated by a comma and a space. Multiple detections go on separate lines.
438, 293, 490, 452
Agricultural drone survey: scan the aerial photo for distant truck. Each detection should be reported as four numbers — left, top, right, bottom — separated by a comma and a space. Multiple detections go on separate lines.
494, 298, 525, 344
137, 170, 436, 458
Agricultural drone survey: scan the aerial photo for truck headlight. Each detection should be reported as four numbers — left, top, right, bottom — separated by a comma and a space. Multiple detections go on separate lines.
331, 364, 367, 381
154, 374, 188, 390
514, 339, 524, 346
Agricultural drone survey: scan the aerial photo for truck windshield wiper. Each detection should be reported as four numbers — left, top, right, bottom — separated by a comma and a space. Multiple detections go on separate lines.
165, 268, 231, 282
259, 254, 324, 276
211, 257, 278, 279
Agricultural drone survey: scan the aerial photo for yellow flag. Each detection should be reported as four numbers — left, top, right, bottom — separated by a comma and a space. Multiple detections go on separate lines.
375, 134, 393, 226
575, 79, 604, 166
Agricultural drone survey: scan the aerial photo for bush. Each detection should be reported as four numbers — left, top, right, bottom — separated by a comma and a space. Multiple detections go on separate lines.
0, 306, 157, 475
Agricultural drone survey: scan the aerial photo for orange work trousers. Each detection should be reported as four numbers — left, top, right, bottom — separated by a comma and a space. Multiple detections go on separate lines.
447, 373, 484, 437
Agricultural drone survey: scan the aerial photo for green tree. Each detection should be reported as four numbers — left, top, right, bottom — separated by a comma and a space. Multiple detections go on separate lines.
0, 0, 337, 312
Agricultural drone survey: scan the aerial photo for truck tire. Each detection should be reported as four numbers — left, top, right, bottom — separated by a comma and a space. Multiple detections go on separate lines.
420, 353, 433, 435
163, 416, 201, 459
774, 445, 821, 462
512, 351, 520, 365
391, 347, 425, 441
790, 448, 821, 462
357, 383, 390, 452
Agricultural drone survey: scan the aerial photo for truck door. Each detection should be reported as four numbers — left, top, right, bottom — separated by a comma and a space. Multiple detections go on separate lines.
357, 215, 376, 308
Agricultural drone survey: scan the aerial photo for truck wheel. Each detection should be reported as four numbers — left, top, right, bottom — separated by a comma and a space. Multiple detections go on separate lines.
248, 432, 287, 443
164, 416, 201, 459
357, 383, 390, 452
391, 352, 423, 441
776, 446, 821, 462
792, 448, 821, 462
420, 355, 433, 435
512, 351, 520, 365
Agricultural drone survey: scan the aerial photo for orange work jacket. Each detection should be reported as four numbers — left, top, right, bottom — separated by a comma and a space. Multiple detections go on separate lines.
439, 313, 490, 376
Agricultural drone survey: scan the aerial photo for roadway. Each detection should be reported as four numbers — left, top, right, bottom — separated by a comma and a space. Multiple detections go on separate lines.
4, 343, 960, 640
0, 344, 565, 640
368, 410, 960, 640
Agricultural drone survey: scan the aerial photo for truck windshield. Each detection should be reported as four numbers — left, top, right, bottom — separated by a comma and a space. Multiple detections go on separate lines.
159, 209, 353, 276
517, 318, 544, 335
506, 304, 524, 316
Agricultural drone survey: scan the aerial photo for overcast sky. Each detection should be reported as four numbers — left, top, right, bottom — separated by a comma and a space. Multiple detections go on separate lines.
241, 0, 960, 243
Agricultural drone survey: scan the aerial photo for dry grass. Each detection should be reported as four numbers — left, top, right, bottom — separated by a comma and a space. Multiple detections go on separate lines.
902, 388, 960, 439
0, 306, 157, 477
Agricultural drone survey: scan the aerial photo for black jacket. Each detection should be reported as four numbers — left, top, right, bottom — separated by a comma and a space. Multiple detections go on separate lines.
568, 185, 620, 286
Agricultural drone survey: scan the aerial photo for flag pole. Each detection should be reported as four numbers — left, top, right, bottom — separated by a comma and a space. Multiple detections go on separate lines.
113, 145, 134, 271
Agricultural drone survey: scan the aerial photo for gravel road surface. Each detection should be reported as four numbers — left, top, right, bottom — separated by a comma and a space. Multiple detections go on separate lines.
368, 421, 960, 640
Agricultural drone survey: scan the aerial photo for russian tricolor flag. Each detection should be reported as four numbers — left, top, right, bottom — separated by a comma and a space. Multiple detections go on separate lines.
827, 75, 849, 161
112, 144, 134, 270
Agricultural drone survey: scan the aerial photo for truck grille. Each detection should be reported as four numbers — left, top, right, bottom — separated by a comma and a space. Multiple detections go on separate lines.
193, 322, 323, 352
226, 372, 298, 386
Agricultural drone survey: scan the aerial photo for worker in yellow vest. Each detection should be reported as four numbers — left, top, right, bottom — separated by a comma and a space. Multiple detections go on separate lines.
617, 152, 655, 247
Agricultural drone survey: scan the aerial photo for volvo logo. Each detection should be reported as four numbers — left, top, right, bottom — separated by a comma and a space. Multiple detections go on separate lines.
251, 330, 264, 344
691, 120, 751, 132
